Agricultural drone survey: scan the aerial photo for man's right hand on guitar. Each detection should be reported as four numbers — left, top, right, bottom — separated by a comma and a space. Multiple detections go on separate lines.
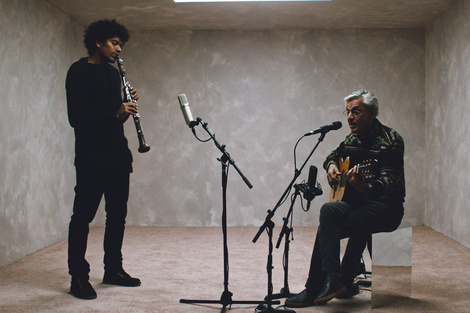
327, 163, 341, 189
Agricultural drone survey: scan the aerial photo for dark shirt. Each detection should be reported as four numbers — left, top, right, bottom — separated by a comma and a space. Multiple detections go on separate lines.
66, 57, 132, 169
323, 119, 405, 204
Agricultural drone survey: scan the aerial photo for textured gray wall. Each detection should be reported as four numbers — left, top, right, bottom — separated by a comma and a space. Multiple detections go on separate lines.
107, 29, 426, 229
0, 0, 82, 267
426, 0, 470, 248
0, 0, 436, 267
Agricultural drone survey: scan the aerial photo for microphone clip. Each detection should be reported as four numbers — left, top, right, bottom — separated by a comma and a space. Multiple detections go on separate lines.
188, 118, 200, 128
295, 182, 323, 201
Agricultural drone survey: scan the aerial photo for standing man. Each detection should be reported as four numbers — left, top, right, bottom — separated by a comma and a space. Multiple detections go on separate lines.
286, 90, 406, 308
66, 19, 141, 300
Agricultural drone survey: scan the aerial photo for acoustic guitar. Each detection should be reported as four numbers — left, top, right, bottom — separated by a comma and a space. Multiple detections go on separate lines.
328, 157, 378, 202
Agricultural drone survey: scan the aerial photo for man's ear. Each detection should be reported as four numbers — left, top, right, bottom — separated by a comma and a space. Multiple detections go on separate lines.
95, 41, 101, 48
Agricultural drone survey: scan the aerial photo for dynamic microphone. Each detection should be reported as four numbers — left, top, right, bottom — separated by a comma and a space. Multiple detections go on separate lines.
305, 121, 342, 136
178, 94, 197, 128
305, 165, 317, 211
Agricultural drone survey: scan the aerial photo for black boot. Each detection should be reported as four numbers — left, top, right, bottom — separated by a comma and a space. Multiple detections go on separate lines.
336, 282, 360, 299
103, 268, 141, 287
285, 289, 318, 308
314, 272, 346, 305
70, 277, 97, 299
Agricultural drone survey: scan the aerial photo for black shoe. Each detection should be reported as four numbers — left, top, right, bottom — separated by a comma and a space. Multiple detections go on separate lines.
70, 277, 97, 299
336, 282, 359, 299
314, 273, 346, 305
285, 289, 317, 308
103, 269, 141, 287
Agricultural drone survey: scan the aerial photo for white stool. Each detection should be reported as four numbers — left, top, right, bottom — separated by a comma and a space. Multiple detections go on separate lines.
371, 227, 412, 308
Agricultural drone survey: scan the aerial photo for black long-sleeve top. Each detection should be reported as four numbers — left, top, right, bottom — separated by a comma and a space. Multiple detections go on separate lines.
66, 57, 132, 169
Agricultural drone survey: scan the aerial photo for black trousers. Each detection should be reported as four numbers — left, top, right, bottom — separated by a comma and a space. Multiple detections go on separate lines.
305, 200, 404, 292
68, 164, 130, 279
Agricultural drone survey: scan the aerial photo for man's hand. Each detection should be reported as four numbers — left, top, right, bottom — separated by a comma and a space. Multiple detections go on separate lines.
129, 86, 139, 101
116, 86, 140, 120
327, 163, 341, 189
116, 102, 138, 121
347, 166, 366, 193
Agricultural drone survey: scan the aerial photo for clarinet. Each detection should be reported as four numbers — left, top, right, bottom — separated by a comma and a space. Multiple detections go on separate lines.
116, 56, 150, 153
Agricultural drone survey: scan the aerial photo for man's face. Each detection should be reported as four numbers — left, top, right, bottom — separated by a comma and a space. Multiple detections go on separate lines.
96, 36, 122, 63
344, 98, 376, 137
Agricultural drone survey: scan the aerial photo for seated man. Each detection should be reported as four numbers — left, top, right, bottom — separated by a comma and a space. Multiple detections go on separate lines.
286, 90, 405, 308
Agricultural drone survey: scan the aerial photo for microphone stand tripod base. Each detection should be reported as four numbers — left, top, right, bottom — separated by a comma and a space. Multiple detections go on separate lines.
269, 288, 294, 300
255, 303, 296, 313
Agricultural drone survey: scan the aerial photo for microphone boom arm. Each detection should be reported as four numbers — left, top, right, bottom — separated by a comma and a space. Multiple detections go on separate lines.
198, 117, 253, 189
252, 131, 327, 243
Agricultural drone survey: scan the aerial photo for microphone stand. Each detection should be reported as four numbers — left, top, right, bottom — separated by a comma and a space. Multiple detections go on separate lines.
180, 117, 279, 313
271, 183, 323, 301
270, 184, 299, 300
252, 131, 328, 313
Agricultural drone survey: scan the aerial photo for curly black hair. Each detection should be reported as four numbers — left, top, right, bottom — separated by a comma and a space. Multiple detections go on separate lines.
83, 19, 130, 56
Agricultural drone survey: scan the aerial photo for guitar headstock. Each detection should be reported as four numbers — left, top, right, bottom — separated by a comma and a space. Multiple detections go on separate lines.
356, 159, 378, 178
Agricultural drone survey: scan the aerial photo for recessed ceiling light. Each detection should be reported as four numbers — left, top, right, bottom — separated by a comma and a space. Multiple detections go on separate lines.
174, 0, 330, 2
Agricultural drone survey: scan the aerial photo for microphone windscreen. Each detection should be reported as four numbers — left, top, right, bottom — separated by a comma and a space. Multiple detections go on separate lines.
178, 94, 188, 106
332, 121, 342, 130
178, 94, 194, 125
307, 165, 318, 189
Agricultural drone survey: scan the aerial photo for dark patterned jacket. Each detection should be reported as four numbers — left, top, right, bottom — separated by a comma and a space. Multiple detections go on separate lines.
323, 119, 405, 204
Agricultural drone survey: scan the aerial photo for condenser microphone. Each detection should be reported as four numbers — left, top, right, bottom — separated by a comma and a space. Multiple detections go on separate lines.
305, 121, 342, 136
305, 165, 318, 210
178, 94, 197, 127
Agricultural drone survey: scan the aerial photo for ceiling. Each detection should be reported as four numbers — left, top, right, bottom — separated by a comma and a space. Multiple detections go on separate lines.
46, 0, 457, 31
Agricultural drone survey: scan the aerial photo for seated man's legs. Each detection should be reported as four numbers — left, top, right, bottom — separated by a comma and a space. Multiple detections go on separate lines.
339, 235, 369, 298
286, 201, 354, 307
340, 199, 404, 285
286, 200, 403, 307
344, 200, 404, 235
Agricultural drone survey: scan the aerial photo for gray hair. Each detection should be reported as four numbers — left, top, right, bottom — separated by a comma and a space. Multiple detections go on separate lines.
344, 90, 379, 117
